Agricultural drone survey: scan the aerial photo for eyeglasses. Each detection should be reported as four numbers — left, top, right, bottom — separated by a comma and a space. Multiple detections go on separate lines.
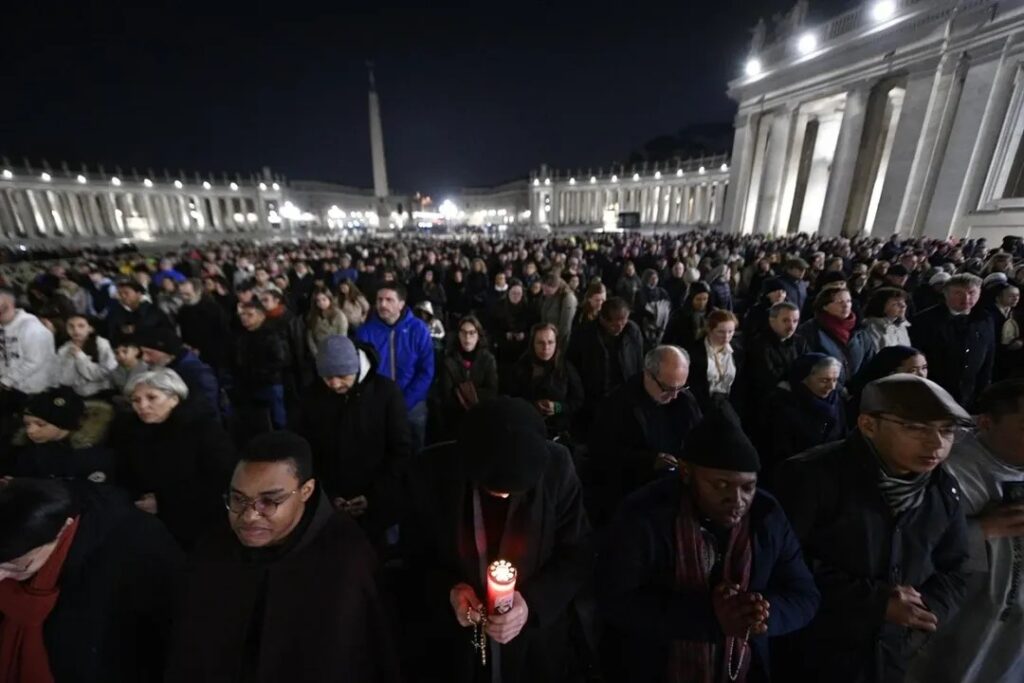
648, 371, 687, 396
873, 415, 969, 441
223, 490, 298, 517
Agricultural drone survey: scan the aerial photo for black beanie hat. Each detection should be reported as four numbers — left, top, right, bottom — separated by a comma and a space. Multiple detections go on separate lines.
683, 410, 761, 473
459, 397, 549, 494
135, 326, 183, 356
24, 387, 85, 431
761, 277, 785, 295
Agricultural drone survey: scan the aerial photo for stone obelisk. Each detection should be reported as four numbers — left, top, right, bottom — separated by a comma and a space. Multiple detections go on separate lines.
367, 62, 390, 203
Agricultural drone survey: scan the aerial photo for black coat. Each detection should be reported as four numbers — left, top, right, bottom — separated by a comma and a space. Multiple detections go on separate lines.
433, 347, 500, 441
106, 301, 173, 338
401, 440, 593, 683
176, 295, 232, 369
111, 399, 236, 549
761, 385, 848, 476
741, 333, 810, 418
598, 479, 820, 683
910, 305, 995, 409
490, 300, 539, 366
41, 483, 184, 683
588, 373, 702, 522
300, 348, 412, 534
503, 355, 585, 437
234, 325, 288, 393
567, 319, 644, 418
779, 274, 808, 311
167, 492, 400, 683
662, 308, 707, 349
773, 433, 969, 683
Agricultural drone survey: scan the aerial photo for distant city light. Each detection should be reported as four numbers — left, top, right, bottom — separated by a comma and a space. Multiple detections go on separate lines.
721, 163, 729, 172
111, 176, 121, 186
544, 178, 551, 186
40, 172, 52, 182
232, 212, 245, 223
271, 182, 280, 191
797, 32, 818, 55
569, 178, 576, 185
229, 182, 239, 191
439, 199, 459, 219
611, 174, 619, 183
246, 212, 259, 224
699, 166, 706, 174
202, 181, 211, 190
533, 179, 540, 187
871, 0, 896, 22
280, 201, 301, 220
654, 171, 662, 179
1, 170, 12, 180
677, 169, 684, 177
259, 182, 267, 191
143, 178, 153, 188
632, 173, 640, 182
590, 176, 597, 184
174, 180, 183, 189
745, 58, 762, 77
328, 205, 344, 220
76, 175, 87, 184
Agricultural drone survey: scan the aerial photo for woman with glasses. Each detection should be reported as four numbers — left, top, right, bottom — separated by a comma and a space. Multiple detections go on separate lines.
110, 368, 235, 550
432, 315, 498, 442
762, 353, 849, 479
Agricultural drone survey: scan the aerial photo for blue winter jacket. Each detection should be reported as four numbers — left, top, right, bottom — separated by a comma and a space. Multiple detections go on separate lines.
170, 350, 221, 419
356, 308, 435, 410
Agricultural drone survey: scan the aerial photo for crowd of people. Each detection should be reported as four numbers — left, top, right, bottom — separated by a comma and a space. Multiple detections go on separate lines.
1, 228, 1023, 682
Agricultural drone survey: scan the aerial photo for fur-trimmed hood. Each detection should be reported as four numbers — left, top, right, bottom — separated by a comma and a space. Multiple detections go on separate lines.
12, 399, 114, 449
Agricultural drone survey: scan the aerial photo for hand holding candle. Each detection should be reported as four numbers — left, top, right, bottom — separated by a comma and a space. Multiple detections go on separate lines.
487, 559, 517, 615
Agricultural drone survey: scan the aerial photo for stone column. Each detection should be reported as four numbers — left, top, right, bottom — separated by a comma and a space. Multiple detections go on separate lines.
722, 111, 758, 233
818, 85, 871, 237
752, 106, 798, 235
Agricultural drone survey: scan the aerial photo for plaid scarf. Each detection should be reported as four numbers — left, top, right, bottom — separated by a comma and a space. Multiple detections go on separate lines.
669, 491, 752, 683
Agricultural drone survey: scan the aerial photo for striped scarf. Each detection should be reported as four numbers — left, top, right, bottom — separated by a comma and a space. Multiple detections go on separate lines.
876, 459, 931, 516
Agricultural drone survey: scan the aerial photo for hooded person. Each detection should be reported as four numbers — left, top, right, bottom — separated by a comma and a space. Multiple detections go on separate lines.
401, 397, 593, 683
598, 410, 820, 683
166, 431, 400, 683
3, 387, 115, 484
300, 335, 412, 540
773, 375, 971, 682
0, 478, 184, 683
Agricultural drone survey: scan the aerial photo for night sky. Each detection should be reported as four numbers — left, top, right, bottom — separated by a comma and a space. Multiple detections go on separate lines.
3, 1, 857, 197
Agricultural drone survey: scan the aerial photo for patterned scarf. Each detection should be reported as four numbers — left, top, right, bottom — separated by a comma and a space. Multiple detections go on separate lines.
875, 453, 931, 516
669, 491, 752, 683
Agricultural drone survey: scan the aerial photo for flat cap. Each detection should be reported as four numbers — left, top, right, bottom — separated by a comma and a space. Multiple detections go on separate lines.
861, 374, 972, 425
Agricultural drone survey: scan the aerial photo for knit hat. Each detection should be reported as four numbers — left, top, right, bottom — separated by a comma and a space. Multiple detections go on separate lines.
683, 410, 761, 473
761, 277, 785, 295
861, 374, 972, 425
316, 335, 361, 378
135, 327, 183, 356
24, 387, 85, 431
929, 271, 951, 286
460, 397, 549, 494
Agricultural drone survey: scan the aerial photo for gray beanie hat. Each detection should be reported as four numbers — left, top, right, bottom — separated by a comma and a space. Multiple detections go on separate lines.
316, 335, 360, 378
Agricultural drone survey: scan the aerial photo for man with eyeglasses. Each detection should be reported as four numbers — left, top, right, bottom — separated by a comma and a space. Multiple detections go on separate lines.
773, 374, 971, 683
167, 431, 399, 682
589, 345, 702, 524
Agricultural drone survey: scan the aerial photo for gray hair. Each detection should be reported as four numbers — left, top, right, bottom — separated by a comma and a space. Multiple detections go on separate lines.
945, 273, 982, 290
125, 368, 190, 400
810, 355, 842, 376
769, 301, 800, 318
643, 345, 690, 376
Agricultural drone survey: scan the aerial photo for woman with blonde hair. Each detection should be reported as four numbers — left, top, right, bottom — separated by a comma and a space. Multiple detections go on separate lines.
306, 287, 348, 356
336, 279, 370, 331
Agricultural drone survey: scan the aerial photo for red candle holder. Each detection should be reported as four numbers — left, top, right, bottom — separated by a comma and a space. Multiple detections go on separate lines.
486, 559, 517, 615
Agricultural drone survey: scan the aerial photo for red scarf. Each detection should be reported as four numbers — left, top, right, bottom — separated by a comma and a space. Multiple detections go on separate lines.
670, 493, 752, 683
0, 516, 80, 683
816, 311, 856, 347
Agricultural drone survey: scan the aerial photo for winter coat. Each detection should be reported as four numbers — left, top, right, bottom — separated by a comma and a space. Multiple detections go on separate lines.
662, 308, 708, 349
762, 383, 848, 475
434, 346, 499, 440
797, 319, 875, 389
106, 301, 172, 339
401, 440, 593, 683
539, 289, 578, 345
56, 337, 118, 397
588, 373, 702, 522
503, 354, 585, 437
0, 308, 56, 394
491, 299, 539, 365
567, 319, 644, 418
265, 307, 313, 390
616, 274, 642, 308
28, 483, 185, 683
168, 350, 221, 419
111, 398, 236, 549
356, 308, 435, 410
3, 400, 116, 483
863, 317, 913, 353
779, 274, 809, 311
301, 346, 412, 535
307, 310, 349, 357
166, 491, 399, 683
234, 325, 288, 393
741, 333, 810, 408
176, 295, 232, 369
709, 279, 733, 311
773, 433, 969, 683
598, 479, 820, 683
910, 305, 995, 409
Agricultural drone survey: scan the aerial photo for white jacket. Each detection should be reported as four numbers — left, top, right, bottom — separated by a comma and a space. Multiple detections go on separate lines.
57, 337, 118, 397
0, 309, 56, 394
863, 316, 912, 353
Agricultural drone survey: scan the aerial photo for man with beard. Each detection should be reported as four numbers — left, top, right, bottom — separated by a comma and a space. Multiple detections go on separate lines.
598, 411, 819, 682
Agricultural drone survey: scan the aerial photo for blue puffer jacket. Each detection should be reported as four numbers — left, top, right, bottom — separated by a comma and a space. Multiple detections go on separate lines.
356, 308, 435, 410
797, 318, 875, 389
169, 350, 221, 419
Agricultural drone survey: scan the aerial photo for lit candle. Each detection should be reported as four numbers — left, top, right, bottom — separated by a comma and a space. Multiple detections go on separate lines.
487, 559, 517, 615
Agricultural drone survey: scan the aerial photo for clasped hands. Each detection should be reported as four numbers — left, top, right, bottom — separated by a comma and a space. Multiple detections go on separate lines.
713, 583, 770, 638
450, 583, 529, 644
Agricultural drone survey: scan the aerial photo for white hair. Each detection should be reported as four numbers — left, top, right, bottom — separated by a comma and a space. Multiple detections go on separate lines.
125, 368, 189, 400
